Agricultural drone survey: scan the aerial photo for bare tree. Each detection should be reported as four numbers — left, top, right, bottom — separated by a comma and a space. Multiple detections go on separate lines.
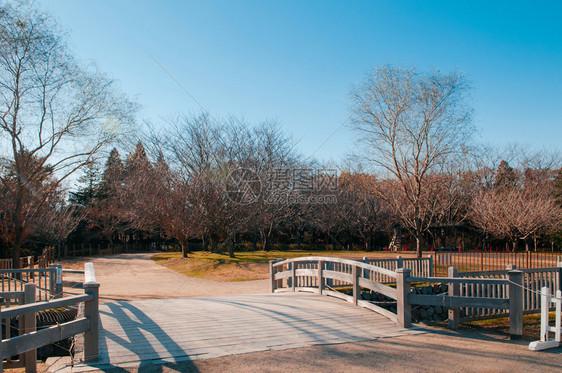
0, 1, 135, 266
120, 152, 196, 257
249, 122, 302, 251
350, 64, 473, 257
470, 159, 562, 251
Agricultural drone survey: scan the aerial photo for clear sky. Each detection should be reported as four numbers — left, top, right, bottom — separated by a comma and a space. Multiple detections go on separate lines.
37, 0, 562, 162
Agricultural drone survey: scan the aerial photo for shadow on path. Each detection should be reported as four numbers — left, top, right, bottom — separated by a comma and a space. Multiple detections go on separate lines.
93, 302, 200, 373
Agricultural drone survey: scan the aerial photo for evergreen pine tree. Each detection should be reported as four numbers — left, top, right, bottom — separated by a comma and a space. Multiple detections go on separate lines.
125, 142, 151, 176
69, 162, 100, 207
494, 160, 518, 191
100, 148, 124, 196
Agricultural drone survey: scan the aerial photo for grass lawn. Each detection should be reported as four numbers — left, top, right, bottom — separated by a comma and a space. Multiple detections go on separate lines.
151, 250, 415, 282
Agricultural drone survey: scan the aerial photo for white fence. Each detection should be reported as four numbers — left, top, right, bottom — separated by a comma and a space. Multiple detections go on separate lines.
529, 286, 561, 351
457, 266, 562, 321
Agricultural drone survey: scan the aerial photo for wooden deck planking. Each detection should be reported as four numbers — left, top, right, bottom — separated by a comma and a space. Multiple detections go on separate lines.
71, 293, 423, 370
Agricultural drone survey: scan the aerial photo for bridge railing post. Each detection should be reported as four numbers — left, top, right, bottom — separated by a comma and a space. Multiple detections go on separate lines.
269, 260, 277, 293
352, 264, 360, 305
318, 260, 324, 295
23, 283, 37, 373
83, 269, 100, 362
396, 268, 411, 327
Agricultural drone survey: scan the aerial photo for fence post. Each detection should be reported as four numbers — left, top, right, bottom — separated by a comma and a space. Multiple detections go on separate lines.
23, 283, 37, 373
287, 262, 292, 289
429, 255, 434, 277
48, 264, 57, 296
83, 270, 100, 362
269, 260, 277, 293
396, 255, 403, 269
508, 269, 524, 340
52, 264, 63, 298
448, 267, 460, 329
318, 260, 324, 295
557, 262, 562, 294
396, 268, 411, 327
540, 286, 549, 342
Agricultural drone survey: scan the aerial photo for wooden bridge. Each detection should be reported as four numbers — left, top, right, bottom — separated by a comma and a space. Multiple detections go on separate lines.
62, 293, 422, 371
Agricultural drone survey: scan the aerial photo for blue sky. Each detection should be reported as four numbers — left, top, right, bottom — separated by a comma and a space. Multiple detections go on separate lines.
38, 0, 562, 162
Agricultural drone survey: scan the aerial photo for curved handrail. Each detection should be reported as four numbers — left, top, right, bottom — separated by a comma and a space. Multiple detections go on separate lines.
270, 256, 401, 322
272, 256, 397, 279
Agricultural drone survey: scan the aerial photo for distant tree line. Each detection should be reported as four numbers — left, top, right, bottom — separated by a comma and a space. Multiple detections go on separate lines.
64, 124, 562, 259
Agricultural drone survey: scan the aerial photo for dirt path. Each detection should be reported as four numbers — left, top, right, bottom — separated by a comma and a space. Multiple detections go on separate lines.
58, 253, 268, 302
180, 328, 562, 373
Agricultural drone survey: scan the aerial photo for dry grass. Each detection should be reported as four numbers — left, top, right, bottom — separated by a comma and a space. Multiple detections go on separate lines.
153, 255, 269, 281
429, 312, 555, 341
151, 250, 414, 282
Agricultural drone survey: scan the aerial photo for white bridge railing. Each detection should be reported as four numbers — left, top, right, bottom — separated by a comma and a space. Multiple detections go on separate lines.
0, 263, 99, 372
270, 256, 527, 339
270, 256, 404, 323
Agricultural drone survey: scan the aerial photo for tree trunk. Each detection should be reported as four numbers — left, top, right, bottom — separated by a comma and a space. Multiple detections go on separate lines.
107, 233, 114, 248
210, 237, 218, 253
202, 236, 208, 251
441, 229, 447, 249
227, 237, 235, 258
180, 239, 190, 258
390, 227, 402, 251
12, 187, 24, 270
252, 232, 258, 251
415, 234, 422, 258
12, 228, 23, 270
260, 230, 272, 251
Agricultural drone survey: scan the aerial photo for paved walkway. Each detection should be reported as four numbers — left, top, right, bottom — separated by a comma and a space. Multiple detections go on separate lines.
63, 293, 422, 371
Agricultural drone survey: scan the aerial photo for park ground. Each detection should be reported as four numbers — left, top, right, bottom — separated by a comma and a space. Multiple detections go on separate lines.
39, 252, 562, 372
